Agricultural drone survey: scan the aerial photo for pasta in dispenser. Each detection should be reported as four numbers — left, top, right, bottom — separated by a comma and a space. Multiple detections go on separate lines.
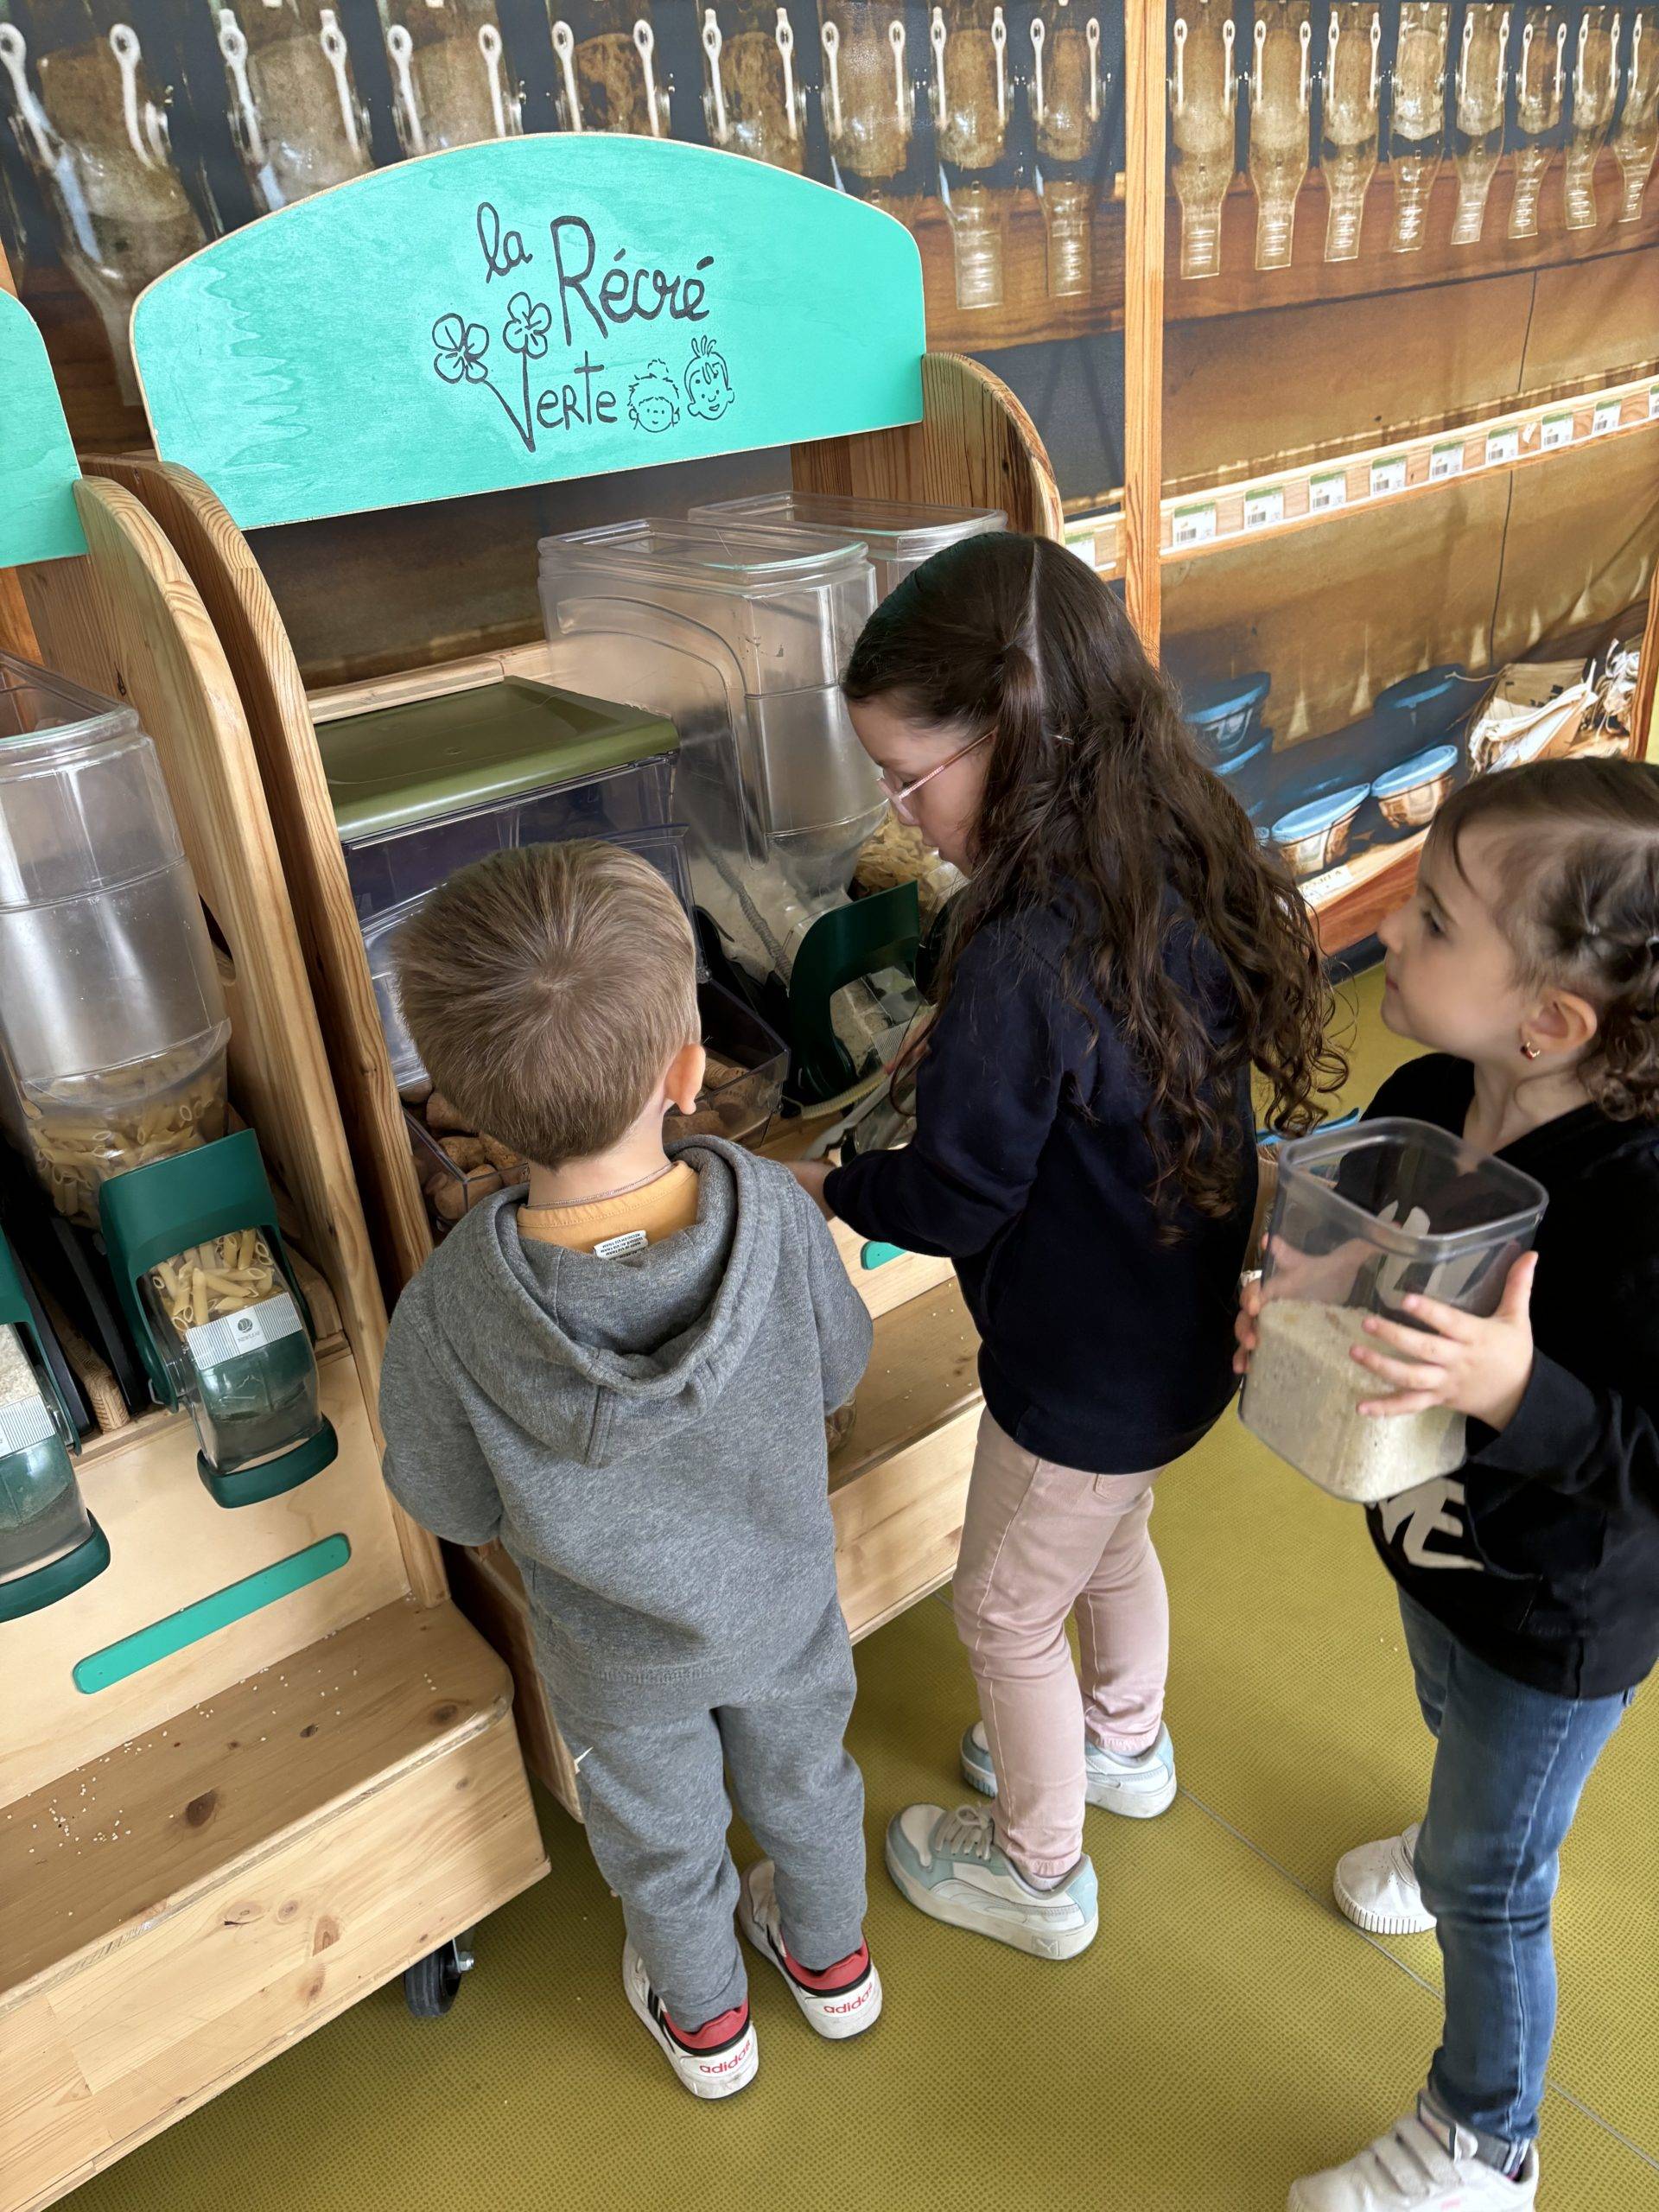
548, 3, 670, 134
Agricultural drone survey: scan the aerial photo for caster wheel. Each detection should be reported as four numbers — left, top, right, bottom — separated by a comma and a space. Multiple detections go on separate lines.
404, 1931, 476, 2019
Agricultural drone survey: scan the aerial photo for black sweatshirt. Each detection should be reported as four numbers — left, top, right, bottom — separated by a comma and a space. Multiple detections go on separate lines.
1363, 1054, 1659, 1699
824, 893, 1255, 1474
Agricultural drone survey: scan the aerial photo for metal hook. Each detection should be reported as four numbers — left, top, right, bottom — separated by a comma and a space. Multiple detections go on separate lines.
551, 21, 581, 130
775, 8, 798, 140
992, 4, 1007, 124
1030, 14, 1046, 122
109, 25, 156, 170
386, 23, 424, 155
634, 18, 664, 137
319, 10, 361, 156
702, 11, 728, 144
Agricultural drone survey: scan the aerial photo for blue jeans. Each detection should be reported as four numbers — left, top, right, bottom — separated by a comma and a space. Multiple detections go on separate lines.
1401, 1591, 1635, 2157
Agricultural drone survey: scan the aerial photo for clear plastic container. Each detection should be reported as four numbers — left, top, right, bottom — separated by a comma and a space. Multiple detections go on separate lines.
138, 1227, 322, 1477
686, 493, 1005, 602
0, 1319, 88, 1582
538, 518, 880, 899
365, 821, 700, 1098
1243, 1117, 1548, 1502
0, 656, 231, 1227
321, 676, 678, 923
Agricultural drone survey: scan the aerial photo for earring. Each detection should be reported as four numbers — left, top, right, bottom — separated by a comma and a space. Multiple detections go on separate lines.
1520, 1038, 1541, 1061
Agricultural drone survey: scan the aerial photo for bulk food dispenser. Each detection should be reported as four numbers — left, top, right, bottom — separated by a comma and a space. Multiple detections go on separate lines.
1243, 1118, 1547, 1502
0, 655, 230, 1230
101, 1128, 338, 1507
0, 1222, 107, 1620
687, 491, 1005, 603
537, 516, 922, 1099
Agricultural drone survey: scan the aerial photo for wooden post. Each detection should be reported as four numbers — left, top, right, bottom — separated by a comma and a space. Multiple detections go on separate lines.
1638, 563, 1659, 765
1122, 0, 1168, 657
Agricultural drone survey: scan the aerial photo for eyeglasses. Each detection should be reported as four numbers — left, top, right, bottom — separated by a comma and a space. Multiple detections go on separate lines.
876, 732, 992, 823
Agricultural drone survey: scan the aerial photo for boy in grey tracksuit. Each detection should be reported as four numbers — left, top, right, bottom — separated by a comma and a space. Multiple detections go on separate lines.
378, 838, 879, 2100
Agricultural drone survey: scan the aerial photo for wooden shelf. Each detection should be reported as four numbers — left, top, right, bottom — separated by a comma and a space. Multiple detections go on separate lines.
1067, 373, 1658, 569
912, 153, 1659, 354
1, 1599, 546, 2212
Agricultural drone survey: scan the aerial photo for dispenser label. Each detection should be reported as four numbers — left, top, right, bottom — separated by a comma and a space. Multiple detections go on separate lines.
1172, 503, 1218, 547
1309, 472, 1348, 513
1429, 442, 1465, 480
1243, 485, 1286, 531
0, 1392, 55, 1454
188, 1292, 305, 1372
1485, 426, 1521, 466
1592, 398, 1621, 435
1540, 413, 1573, 451
1370, 455, 1408, 497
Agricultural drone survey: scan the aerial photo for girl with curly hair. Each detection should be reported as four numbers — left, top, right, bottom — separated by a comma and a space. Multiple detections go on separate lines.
1239, 756, 1659, 2212
791, 531, 1342, 1957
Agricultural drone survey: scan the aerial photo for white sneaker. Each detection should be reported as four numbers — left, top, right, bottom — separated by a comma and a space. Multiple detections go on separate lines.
621, 1941, 758, 2101
1289, 2105, 1539, 2211
884, 1802, 1099, 1960
960, 1719, 1179, 1819
737, 1859, 882, 2041
1334, 1821, 1436, 1936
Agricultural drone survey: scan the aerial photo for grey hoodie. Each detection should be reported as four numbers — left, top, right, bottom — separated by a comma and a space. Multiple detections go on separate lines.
378, 1140, 874, 1723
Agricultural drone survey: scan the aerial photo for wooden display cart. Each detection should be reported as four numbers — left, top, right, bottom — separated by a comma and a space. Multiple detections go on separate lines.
76, 135, 1062, 1814
0, 297, 546, 2212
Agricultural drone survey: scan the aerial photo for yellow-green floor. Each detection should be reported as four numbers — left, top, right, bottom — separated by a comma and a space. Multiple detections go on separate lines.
69, 975, 1659, 2212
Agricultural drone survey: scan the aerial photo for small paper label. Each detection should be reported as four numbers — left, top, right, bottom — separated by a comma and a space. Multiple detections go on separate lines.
1243, 486, 1286, 531
187, 1291, 304, 1372
1540, 413, 1573, 450
594, 1229, 649, 1257
1370, 456, 1408, 497
1649, 384, 1659, 419
1485, 426, 1520, 465
1172, 503, 1218, 547
1592, 398, 1620, 435
1429, 442, 1464, 480
1309, 471, 1348, 512
1309, 863, 1357, 901
0, 1391, 54, 1454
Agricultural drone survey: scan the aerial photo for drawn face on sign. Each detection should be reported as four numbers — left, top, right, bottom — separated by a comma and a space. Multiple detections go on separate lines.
429, 200, 735, 456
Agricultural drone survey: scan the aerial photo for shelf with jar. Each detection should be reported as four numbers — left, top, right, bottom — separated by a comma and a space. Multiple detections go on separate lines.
1064, 367, 1658, 558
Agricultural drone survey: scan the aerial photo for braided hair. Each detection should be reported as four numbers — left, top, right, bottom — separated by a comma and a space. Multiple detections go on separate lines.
842, 531, 1344, 1224
1429, 758, 1659, 1122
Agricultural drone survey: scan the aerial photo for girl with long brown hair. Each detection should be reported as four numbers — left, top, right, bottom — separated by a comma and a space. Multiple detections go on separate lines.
792, 530, 1341, 1955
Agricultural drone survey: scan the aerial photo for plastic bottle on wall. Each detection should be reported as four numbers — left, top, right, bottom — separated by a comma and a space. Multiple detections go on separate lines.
0, 1, 203, 403
1612, 4, 1659, 222
1387, 0, 1450, 251
1564, 3, 1618, 227
1449, 2, 1510, 243
700, 2, 811, 171
1027, 2, 1117, 296
817, 1, 925, 215
213, 0, 372, 213
1508, 3, 1566, 236
1170, 0, 1237, 279
931, 0, 1019, 309
546, 3, 671, 135
1319, 0, 1382, 259
379, 0, 523, 156
1248, 0, 1312, 269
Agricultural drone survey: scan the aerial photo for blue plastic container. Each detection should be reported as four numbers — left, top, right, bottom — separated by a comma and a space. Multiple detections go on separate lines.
1373, 664, 1471, 747
1269, 785, 1370, 878
1183, 671, 1273, 762
1370, 742, 1460, 830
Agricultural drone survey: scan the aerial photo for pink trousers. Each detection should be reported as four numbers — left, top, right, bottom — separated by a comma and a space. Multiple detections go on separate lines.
952, 1410, 1169, 1880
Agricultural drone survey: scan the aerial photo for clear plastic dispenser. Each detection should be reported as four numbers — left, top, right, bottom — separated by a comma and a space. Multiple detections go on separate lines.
0, 655, 230, 1230
687, 491, 1005, 602
0, 1224, 107, 1621
1243, 1118, 1548, 1502
100, 1130, 339, 1508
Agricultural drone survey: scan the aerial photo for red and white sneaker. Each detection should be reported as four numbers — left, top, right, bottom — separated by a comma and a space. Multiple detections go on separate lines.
621, 1942, 758, 2101
737, 1859, 882, 2042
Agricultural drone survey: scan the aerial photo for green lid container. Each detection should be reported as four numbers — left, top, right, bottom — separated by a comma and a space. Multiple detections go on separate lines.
321, 677, 679, 921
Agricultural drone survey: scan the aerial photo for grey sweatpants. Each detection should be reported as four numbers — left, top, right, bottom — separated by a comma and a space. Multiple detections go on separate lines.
549, 1599, 868, 2029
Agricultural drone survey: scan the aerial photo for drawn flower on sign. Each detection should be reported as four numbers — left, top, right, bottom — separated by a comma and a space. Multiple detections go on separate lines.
432, 312, 489, 384
503, 292, 553, 359
683, 335, 734, 422
628, 361, 681, 434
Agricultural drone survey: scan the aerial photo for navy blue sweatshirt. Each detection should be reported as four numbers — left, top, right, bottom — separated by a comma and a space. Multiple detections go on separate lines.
824, 894, 1255, 1473
1364, 1054, 1659, 1700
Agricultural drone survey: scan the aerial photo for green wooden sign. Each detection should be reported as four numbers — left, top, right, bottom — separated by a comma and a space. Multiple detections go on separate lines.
131, 137, 926, 531
0, 290, 85, 564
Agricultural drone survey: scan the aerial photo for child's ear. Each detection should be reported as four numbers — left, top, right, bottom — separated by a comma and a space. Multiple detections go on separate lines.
664, 1040, 707, 1116
1530, 988, 1599, 1059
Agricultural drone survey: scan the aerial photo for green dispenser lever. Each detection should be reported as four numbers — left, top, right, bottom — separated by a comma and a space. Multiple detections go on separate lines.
788, 882, 923, 1105
0, 1224, 109, 1622
99, 1129, 339, 1508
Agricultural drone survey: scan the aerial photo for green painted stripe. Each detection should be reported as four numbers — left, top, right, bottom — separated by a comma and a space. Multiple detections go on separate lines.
73, 1535, 352, 1694
861, 1241, 909, 1271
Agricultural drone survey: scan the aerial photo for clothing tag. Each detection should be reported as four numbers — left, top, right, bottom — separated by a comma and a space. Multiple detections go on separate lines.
594, 1229, 649, 1257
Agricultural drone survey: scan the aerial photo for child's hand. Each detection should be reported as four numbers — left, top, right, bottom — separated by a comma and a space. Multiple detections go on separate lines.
1351, 1253, 1538, 1432
791, 1160, 836, 1221
1234, 1275, 1264, 1375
